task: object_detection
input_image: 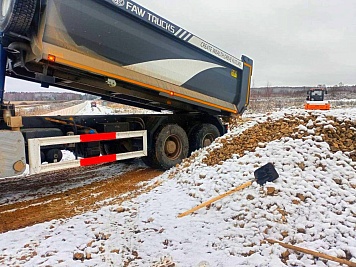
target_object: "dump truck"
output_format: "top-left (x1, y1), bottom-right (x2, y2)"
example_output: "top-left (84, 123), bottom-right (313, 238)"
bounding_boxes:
top-left (0, 0), bottom-right (253, 178)
top-left (304, 87), bottom-right (330, 110)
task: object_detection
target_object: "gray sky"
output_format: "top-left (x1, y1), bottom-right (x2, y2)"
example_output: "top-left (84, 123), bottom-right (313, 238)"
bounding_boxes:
top-left (5, 0), bottom-right (356, 92)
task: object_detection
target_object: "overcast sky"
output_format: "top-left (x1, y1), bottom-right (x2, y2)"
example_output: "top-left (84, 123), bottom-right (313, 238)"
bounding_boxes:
top-left (6, 0), bottom-right (356, 92)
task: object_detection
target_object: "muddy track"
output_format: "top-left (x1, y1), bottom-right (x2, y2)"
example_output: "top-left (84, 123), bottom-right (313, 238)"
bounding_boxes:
top-left (0, 167), bottom-right (163, 233)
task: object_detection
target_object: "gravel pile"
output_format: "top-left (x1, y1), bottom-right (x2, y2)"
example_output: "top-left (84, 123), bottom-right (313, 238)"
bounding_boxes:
top-left (202, 114), bottom-right (356, 166)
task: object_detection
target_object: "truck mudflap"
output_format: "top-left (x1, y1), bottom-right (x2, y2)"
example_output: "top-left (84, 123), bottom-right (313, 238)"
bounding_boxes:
top-left (0, 131), bottom-right (26, 178)
top-left (26, 0), bottom-right (252, 115)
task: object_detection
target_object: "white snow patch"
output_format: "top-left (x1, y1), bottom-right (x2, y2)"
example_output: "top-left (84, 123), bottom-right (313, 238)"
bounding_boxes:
top-left (0, 107), bottom-right (355, 266)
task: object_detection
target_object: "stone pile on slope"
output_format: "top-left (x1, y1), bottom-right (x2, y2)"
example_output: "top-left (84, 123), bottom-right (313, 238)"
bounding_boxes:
top-left (201, 114), bottom-right (356, 166)
top-left (167, 110), bottom-right (356, 265)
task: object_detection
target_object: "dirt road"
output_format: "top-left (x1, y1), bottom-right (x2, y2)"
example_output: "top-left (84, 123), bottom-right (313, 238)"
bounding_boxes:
top-left (0, 165), bottom-right (163, 233)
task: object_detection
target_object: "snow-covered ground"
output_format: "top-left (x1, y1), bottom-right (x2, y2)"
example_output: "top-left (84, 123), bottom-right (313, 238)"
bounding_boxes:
top-left (1, 107), bottom-right (356, 266)
top-left (76, 101), bottom-right (116, 115)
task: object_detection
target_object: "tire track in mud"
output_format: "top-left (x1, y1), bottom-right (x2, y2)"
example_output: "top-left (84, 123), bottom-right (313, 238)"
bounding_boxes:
top-left (0, 168), bottom-right (163, 233)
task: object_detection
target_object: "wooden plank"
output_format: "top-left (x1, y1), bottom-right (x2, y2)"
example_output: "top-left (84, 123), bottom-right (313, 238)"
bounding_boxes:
top-left (178, 180), bottom-right (253, 218)
top-left (266, 239), bottom-right (356, 267)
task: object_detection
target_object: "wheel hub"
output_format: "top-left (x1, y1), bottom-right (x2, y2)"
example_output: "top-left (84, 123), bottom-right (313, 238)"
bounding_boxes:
top-left (202, 134), bottom-right (214, 147)
top-left (203, 138), bottom-right (212, 147)
top-left (165, 140), bottom-right (177, 154)
top-left (164, 135), bottom-right (182, 160)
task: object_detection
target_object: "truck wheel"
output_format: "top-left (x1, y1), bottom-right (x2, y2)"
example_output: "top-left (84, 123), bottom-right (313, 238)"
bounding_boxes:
top-left (0, 0), bottom-right (36, 35)
top-left (189, 124), bottom-right (220, 153)
top-left (144, 124), bottom-right (189, 170)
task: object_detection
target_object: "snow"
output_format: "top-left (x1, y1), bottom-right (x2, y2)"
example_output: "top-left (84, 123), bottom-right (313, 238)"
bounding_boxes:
top-left (1, 107), bottom-right (356, 266)
top-left (76, 101), bottom-right (116, 115)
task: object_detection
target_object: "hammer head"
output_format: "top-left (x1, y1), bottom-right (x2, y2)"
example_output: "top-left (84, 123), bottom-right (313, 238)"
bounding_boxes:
top-left (254, 163), bottom-right (279, 185)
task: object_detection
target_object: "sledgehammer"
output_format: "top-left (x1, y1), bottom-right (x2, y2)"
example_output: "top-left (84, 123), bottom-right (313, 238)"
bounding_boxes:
top-left (178, 163), bottom-right (279, 218)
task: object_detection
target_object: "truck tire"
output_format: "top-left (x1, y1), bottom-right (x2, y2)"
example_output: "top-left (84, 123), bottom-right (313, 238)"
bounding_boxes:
top-left (0, 0), bottom-right (36, 35)
top-left (189, 123), bottom-right (220, 153)
top-left (143, 124), bottom-right (189, 170)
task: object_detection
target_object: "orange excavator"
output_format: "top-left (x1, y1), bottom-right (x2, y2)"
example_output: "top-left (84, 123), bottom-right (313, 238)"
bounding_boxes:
top-left (304, 87), bottom-right (331, 110)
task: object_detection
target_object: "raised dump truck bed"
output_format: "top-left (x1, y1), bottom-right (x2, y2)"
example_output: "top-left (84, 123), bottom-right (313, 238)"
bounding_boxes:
top-left (0, 0), bottom-right (253, 176)
top-left (1, 0), bottom-right (253, 115)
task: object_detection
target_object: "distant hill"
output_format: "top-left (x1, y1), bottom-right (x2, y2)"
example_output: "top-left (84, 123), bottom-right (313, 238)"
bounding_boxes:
top-left (251, 85), bottom-right (356, 99)
top-left (4, 92), bottom-right (96, 101)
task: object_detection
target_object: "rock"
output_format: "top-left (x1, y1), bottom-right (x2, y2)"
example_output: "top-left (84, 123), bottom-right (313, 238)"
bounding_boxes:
top-left (95, 232), bottom-right (111, 241)
top-left (297, 228), bottom-right (306, 234)
top-left (266, 187), bottom-right (275, 196)
top-left (199, 173), bottom-right (207, 179)
top-left (292, 199), bottom-right (300, 205)
top-left (198, 261), bottom-right (211, 267)
top-left (115, 207), bottom-right (126, 213)
top-left (296, 193), bottom-right (306, 201)
top-left (73, 252), bottom-right (85, 261)
top-left (281, 250), bottom-right (290, 259)
top-left (85, 251), bottom-right (92, 260)
top-left (333, 178), bottom-right (342, 185)
top-left (246, 194), bottom-right (255, 200)
top-left (281, 231), bottom-right (289, 238)
top-left (297, 162), bottom-right (305, 170)
top-left (258, 142), bottom-right (266, 148)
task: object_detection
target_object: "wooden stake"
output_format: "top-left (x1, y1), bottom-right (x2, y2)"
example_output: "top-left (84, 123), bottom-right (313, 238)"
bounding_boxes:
top-left (178, 180), bottom-right (253, 218)
top-left (266, 239), bottom-right (356, 267)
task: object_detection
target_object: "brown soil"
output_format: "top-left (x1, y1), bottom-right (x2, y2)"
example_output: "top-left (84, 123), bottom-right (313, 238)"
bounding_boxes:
top-left (0, 168), bottom-right (163, 233)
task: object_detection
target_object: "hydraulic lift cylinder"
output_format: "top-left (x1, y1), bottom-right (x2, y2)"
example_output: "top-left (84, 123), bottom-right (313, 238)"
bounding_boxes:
top-left (0, 44), bottom-right (7, 104)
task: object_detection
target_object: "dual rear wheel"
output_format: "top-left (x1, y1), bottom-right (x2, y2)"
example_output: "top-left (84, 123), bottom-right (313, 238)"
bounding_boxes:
top-left (143, 123), bottom-right (220, 170)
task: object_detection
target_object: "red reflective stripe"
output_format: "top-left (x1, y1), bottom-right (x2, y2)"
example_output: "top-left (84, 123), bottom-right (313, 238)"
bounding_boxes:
top-left (80, 154), bottom-right (116, 166)
top-left (80, 132), bottom-right (116, 142)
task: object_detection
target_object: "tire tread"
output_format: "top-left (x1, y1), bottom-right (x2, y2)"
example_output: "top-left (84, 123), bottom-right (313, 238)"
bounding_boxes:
top-left (3, 0), bottom-right (36, 35)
